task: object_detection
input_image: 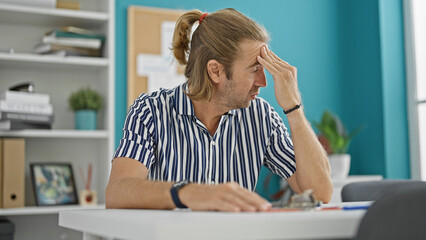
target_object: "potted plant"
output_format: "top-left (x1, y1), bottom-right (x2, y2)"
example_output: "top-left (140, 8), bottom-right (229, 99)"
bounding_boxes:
top-left (68, 87), bottom-right (102, 130)
top-left (313, 110), bottom-right (364, 178)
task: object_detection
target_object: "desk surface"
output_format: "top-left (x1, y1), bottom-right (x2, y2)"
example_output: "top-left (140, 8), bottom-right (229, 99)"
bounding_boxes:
top-left (59, 202), bottom-right (370, 240)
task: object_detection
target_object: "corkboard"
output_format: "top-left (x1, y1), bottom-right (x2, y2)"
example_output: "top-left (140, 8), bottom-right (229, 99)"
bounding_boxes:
top-left (127, 6), bottom-right (184, 106)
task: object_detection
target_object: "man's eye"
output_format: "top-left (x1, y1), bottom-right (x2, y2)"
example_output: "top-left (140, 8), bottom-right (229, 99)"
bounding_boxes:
top-left (253, 67), bottom-right (259, 73)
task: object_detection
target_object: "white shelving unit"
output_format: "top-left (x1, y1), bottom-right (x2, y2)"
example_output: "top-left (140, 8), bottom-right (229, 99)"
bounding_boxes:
top-left (0, 1), bottom-right (115, 239)
top-left (0, 204), bottom-right (105, 216)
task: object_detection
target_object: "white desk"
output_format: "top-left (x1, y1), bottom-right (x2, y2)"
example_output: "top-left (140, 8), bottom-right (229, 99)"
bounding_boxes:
top-left (59, 202), bottom-right (370, 240)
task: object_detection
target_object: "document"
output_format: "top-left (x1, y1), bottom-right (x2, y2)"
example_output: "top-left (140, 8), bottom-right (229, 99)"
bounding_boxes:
top-left (137, 54), bottom-right (176, 76)
top-left (148, 72), bottom-right (185, 94)
top-left (137, 21), bottom-right (189, 93)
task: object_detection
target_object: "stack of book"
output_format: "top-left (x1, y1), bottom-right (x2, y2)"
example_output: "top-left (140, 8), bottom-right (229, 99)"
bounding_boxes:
top-left (34, 26), bottom-right (105, 57)
top-left (0, 90), bottom-right (54, 130)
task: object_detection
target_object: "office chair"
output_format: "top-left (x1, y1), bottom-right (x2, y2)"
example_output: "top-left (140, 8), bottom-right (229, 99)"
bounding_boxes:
top-left (341, 180), bottom-right (426, 202)
top-left (354, 185), bottom-right (426, 240)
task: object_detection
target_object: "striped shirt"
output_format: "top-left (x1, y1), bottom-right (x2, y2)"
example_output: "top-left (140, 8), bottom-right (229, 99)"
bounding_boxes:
top-left (114, 83), bottom-right (296, 191)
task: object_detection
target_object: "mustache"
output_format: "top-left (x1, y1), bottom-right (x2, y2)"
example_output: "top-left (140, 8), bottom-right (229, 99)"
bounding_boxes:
top-left (250, 88), bottom-right (260, 95)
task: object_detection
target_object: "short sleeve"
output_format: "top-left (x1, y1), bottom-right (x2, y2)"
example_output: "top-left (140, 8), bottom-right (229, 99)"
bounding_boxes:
top-left (264, 108), bottom-right (296, 179)
top-left (113, 96), bottom-right (156, 170)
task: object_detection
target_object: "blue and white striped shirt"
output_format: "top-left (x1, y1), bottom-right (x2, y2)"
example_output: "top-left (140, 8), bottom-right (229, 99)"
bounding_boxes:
top-left (114, 84), bottom-right (296, 191)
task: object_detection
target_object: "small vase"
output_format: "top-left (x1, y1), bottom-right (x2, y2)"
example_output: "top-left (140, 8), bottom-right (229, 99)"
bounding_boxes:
top-left (328, 154), bottom-right (351, 179)
top-left (75, 110), bottom-right (97, 130)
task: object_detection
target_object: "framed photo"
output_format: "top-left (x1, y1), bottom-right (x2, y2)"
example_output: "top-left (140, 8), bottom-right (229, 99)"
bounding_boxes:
top-left (30, 163), bottom-right (78, 206)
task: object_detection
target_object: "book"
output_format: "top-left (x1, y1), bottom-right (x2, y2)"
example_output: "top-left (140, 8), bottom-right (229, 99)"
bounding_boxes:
top-left (45, 30), bottom-right (106, 42)
top-left (42, 35), bottom-right (102, 49)
top-left (53, 26), bottom-right (94, 36)
top-left (0, 100), bottom-right (53, 115)
top-left (0, 111), bottom-right (54, 124)
top-left (34, 43), bottom-right (101, 57)
top-left (0, 90), bottom-right (50, 104)
top-left (40, 50), bottom-right (67, 57)
top-left (0, 120), bottom-right (51, 131)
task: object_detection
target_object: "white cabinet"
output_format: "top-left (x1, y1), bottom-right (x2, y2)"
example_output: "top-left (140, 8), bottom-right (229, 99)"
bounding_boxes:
top-left (0, 1), bottom-right (114, 239)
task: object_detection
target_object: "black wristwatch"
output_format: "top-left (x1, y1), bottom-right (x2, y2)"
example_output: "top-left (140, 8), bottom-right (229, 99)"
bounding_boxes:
top-left (170, 180), bottom-right (189, 208)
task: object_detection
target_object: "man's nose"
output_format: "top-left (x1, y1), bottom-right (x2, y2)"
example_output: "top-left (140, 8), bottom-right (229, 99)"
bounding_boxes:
top-left (255, 68), bottom-right (267, 87)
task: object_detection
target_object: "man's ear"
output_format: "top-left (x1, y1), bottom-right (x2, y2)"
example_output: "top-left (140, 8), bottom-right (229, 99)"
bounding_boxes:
top-left (207, 59), bottom-right (225, 84)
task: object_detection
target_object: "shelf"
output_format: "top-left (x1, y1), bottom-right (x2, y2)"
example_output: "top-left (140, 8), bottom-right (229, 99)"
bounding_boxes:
top-left (0, 2), bottom-right (114, 238)
top-left (0, 129), bottom-right (109, 139)
top-left (0, 3), bottom-right (108, 27)
top-left (0, 52), bottom-right (108, 69)
top-left (0, 204), bottom-right (105, 216)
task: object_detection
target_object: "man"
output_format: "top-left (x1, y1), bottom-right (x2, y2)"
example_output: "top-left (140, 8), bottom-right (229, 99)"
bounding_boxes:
top-left (106, 8), bottom-right (332, 212)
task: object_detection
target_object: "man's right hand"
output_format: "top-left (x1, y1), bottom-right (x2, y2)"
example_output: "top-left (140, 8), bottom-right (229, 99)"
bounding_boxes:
top-left (107, 157), bottom-right (271, 212)
top-left (179, 182), bottom-right (272, 212)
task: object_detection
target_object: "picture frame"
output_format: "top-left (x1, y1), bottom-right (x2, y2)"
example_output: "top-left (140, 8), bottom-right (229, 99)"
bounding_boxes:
top-left (30, 163), bottom-right (78, 206)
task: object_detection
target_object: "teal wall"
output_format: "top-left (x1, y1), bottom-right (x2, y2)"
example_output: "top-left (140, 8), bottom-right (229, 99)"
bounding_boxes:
top-left (379, 0), bottom-right (409, 178)
top-left (336, 0), bottom-right (409, 179)
top-left (115, 0), bottom-right (410, 199)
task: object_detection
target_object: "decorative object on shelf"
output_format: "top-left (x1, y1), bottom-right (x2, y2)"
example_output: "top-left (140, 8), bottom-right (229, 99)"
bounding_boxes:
top-left (0, 82), bottom-right (53, 130)
top-left (78, 163), bottom-right (97, 206)
top-left (30, 163), bottom-right (78, 206)
top-left (68, 87), bottom-right (102, 130)
top-left (313, 110), bottom-right (364, 179)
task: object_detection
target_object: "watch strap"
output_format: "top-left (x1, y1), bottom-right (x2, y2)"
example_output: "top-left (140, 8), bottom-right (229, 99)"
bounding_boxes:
top-left (170, 180), bottom-right (189, 208)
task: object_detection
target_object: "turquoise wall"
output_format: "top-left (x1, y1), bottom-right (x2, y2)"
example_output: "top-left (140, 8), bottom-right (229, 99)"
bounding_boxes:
top-left (378, 0), bottom-right (409, 178)
top-left (115, 0), bottom-right (410, 199)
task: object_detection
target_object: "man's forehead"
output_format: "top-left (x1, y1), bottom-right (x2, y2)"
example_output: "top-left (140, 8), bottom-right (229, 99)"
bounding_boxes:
top-left (238, 40), bottom-right (267, 58)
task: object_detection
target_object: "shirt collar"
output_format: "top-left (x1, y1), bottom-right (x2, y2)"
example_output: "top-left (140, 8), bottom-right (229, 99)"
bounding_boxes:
top-left (173, 83), bottom-right (195, 116)
top-left (173, 83), bottom-right (237, 116)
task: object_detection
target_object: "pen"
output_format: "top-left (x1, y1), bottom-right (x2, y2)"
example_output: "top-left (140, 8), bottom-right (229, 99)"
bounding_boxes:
top-left (342, 205), bottom-right (370, 210)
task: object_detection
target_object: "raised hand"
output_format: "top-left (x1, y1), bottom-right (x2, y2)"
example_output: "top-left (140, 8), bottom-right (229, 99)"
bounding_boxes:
top-left (257, 46), bottom-right (302, 111)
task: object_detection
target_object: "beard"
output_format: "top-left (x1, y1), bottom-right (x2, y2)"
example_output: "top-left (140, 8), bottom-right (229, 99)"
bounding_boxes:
top-left (216, 79), bottom-right (257, 110)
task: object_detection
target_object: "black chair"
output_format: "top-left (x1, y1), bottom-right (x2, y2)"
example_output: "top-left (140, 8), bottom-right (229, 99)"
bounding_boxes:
top-left (355, 185), bottom-right (426, 240)
top-left (341, 180), bottom-right (426, 202)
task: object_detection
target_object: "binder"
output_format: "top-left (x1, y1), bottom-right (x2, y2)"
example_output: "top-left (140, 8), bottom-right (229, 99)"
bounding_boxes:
top-left (0, 138), bottom-right (25, 208)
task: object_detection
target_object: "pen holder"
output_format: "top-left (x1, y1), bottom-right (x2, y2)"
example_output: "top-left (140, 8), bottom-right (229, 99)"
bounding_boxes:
top-left (79, 189), bottom-right (98, 206)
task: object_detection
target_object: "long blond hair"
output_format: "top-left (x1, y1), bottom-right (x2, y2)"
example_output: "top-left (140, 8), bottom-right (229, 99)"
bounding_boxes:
top-left (172, 8), bottom-right (269, 102)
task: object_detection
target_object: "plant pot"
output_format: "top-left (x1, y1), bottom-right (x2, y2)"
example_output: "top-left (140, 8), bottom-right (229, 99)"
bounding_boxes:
top-left (75, 110), bottom-right (97, 130)
top-left (328, 154), bottom-right (351, 179)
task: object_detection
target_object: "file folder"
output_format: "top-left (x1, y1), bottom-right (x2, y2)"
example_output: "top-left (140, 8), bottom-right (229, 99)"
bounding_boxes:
top-left (0, 138), bottom-right (25, 208)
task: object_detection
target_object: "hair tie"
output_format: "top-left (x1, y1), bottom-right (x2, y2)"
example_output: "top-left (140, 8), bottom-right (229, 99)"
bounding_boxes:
top-left (199, 13), bottom-right (208, 23)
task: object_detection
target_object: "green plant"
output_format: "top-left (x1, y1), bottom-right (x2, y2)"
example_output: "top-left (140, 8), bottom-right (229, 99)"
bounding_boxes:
top-left (313, 110), bottom-right (364, 154)
top-left (68, 87), bottom-right (103, 111)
